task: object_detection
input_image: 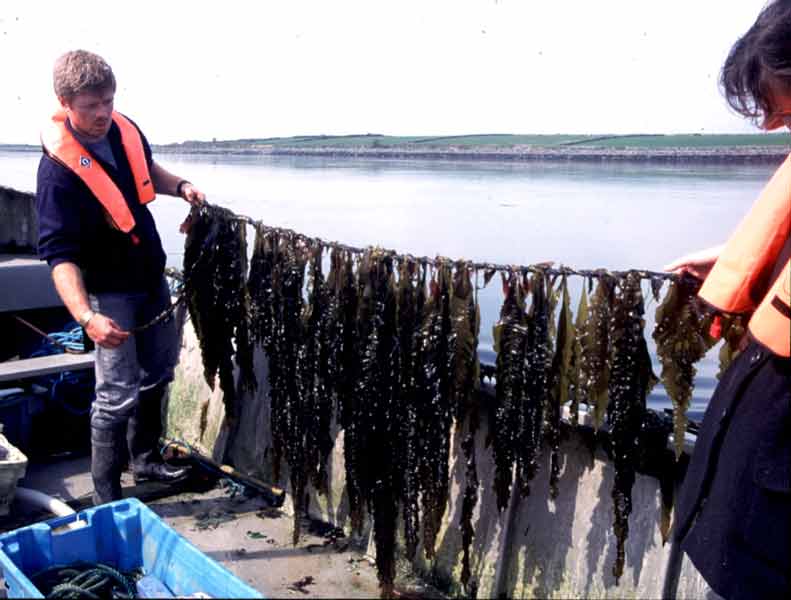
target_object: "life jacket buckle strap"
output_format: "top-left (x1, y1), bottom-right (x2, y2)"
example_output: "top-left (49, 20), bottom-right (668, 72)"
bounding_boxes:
top-left (770, 295), bottom-right (791, 318)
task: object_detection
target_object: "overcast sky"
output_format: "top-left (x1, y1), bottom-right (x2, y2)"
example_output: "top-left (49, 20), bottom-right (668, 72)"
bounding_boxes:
top-left (0, 0), bottom-right (772, 144)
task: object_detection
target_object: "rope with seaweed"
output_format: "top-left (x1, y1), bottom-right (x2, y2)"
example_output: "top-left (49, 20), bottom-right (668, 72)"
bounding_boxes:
top-left (131, 199), bottom-right (680, 335)
top-left (223, 204), bottom-right (678, 282)
top-left (178, 201), bottom-right (735, 597)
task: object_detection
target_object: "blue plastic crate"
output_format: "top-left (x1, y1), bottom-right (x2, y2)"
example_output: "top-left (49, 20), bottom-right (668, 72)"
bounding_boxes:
top-left (0, 498), bottom-right (263, 598)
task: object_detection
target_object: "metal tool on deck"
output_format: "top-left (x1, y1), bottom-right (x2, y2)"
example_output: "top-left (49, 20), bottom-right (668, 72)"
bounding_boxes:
top-left (161, 439), bottom-right (286, 508)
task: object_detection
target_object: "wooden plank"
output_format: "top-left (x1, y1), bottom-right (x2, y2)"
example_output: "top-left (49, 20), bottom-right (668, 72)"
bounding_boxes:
top-left (0, 353), bottom-right (94, 383)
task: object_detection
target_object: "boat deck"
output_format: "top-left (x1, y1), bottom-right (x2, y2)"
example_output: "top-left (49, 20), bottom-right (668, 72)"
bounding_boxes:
top-left (0, 255), bottom-right (61, 313)
top-left (0, 353), bottom-right (94, 383)
top-left (0, 454), bottom-right (444, 599)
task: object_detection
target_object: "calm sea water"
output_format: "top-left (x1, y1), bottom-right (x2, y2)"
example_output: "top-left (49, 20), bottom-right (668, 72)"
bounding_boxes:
top-left (2, 150), bottom-right (778, 418)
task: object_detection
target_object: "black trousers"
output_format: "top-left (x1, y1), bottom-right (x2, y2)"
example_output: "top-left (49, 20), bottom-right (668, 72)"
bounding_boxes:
top-left (674, 340), bottom-right (791, 599)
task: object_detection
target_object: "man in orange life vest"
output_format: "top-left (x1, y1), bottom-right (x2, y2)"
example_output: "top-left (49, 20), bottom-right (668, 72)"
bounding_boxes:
top-left (36, 50), bottom-right (205, 504)
top-left (666, 2), bottom-right (791, 597)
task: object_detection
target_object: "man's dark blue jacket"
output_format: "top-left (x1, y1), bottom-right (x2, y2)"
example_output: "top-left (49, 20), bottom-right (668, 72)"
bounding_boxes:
top-left (36, 118), bottom-right (166, 293)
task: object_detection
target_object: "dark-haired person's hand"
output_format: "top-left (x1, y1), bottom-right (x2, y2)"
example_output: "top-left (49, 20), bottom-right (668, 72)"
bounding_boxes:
top-left (663, 244), bottom-right (724, 280)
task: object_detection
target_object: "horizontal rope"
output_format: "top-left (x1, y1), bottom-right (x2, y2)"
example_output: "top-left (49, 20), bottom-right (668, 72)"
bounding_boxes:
top-left (217, 202), bottom-right (678, 282)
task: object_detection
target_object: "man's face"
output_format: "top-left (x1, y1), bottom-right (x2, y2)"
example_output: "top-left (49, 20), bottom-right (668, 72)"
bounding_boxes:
top-left (60, 89), bottom-right (114, 141)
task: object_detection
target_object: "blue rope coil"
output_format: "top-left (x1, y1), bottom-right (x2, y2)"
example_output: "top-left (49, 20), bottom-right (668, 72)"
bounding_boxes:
top-left (29, 323), bottom-right (85, 356)
top-left (28, 322), bottom-right (94, 415)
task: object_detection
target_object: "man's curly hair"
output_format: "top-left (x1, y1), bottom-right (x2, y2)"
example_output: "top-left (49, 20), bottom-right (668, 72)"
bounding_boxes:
top-left (53, 49), bottom-right (116, 102)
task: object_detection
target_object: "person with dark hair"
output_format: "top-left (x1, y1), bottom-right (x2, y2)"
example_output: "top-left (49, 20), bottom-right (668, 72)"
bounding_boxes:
top-left (666, 2), bottom-right (791, 598)
top-left (36, 50), bottom-right (205, 505)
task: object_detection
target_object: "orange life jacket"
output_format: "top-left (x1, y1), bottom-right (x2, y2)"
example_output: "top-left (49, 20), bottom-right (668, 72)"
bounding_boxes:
top-left (699, 154), bottom-right (791, 357)
top-left (40, 110), bottom-right (155, 233)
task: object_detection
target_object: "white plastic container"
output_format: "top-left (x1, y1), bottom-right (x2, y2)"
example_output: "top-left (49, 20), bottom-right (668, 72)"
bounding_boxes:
top-left (0, 433), bottom-right (27, 516)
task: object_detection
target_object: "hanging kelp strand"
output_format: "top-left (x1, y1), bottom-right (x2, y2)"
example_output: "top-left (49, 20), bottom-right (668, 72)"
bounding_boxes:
top-left (580, 274), bottom-right (616, 429)
top-left (492, 271), bottom-right (528, 512)
top-left (607, 272), bottom-right (658, 583)
top-left (450, 262), bottom-right (481, 431)
top-left (353, 251), bottom-right (400, 595)
top-left (182, 204), bottom-right (254, 423)
top-left (548, 275), bottom-right (575, 498)
top-left (416, 261), bottom-right (455, 560)
top-left (300, 246), bottom-right (334, 495)
top-left (653, 273), bottom-right (716, 458)
top-left (272, 234), bottom-right (308, 544)
top-left (248, 227), bottom-right (289, 482)
top-left (395, 258), bottom-right (422, 561)
top-left (183, 205), bottom-right (220, 382)
top-left (568, 283), bottom-right (589, 426)
top-left (248, 226), bottom-right (278, 350)
top-left (717, 313), bottom-right (746, 378)
top-left (334, 251), bottom-right (366, 536)
top-left (450, 262), bottom-right (481, 587)
top-left (517, 270), bottom-right (552, 498)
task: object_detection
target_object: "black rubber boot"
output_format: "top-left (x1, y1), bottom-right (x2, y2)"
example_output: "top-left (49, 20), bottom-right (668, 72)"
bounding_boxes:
top-left (128, 384), bottom-right (189, 484)
top-left (91, 425), bottom-right (126, 505)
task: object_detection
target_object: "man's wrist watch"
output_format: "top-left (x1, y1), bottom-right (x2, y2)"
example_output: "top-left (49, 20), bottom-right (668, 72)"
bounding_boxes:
top-left (78, 309), bottom-right (96, 327)
top-left (176, 180), bottom-right (191, 197)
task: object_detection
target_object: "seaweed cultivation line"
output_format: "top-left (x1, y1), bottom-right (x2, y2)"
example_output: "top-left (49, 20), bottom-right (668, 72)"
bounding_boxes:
top-left (180, 202), bottom-right (744, 597)
top-left (224, 205), bottom-right (677, 284)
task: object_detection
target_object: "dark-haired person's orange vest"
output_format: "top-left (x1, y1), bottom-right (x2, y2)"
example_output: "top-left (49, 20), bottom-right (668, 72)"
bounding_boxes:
top-left (40, 110), bottom-right (155, 233)
top-left (699, 154), bottom-right (791, 357)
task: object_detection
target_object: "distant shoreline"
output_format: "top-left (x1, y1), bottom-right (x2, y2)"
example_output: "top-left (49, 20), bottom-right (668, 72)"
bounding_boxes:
top-left (151, 132), bottom-right (791, 163)
top-left (4, 132), bottom-right (790, 164)
top-left (150, 144), bottom-right (790, 164)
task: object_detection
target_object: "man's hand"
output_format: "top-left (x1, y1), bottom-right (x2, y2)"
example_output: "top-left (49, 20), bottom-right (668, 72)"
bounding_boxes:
top-left (85, 313), bottom-right (130, 349)
top-left (664, 244), bottom-right (724, 280)
top-left (179, 182), bottom-right (206, 207)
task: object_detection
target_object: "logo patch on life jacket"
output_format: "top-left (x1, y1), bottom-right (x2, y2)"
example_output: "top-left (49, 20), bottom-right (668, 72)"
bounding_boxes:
top-left (79, 156), bottom-right (91, 168)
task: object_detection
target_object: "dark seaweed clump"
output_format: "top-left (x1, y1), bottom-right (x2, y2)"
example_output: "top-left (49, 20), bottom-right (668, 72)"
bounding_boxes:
top-left (415, 262), bottom-right (455, 560)
top-left (332, 251), bottom-right (364, 534)
top-left (183, 204), bottom-right (255, 423)
top-left (517, 271), bottom-right (552, 498)
top-left (300, 246), bottom-right (334, 495)
top-left (274, 235), bottom-right (308, 543)
top-left (395, 259), bottom-right (423, 561)
top-left (450, 263), bottom-right (481, 588)
top-left (491, 271), bottom-right (528, 512)
top-left (607, 272), bottom-right (657, 583)
top-left (352, 251), bottom-right (401, 595)
top-left (188, 206), bottom-right (722, 596)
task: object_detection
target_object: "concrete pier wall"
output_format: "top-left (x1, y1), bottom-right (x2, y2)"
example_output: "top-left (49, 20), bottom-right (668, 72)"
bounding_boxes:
top-left (166, 310), bottom-right (714, 599)
top-left (0, 186), bottom-right (37, 252)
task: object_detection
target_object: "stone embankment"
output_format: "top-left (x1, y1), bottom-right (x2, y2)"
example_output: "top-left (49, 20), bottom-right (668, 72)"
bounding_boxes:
top-left (268, 144), bottom-right (790, 163)
top-left (154, 143), bottom-right (791, 163)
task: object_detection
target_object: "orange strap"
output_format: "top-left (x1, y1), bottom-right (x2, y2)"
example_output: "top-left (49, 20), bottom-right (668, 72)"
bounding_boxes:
top-left (114, 112), bottom-right (155, 207)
